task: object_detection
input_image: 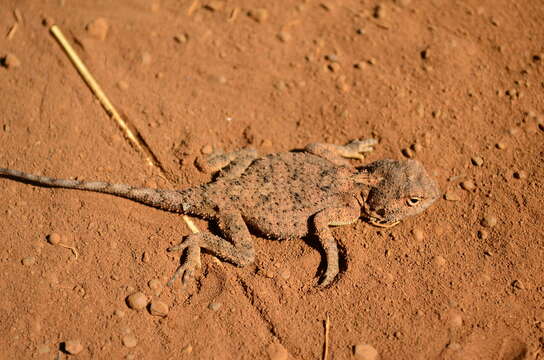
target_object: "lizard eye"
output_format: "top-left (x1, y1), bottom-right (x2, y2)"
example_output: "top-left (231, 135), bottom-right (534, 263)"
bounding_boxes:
top-left (406, 197), bottom-right (421, 206)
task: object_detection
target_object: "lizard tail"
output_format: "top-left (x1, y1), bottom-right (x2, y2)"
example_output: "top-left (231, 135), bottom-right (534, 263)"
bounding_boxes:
top-left (0, 167), bottom-right (189, 213)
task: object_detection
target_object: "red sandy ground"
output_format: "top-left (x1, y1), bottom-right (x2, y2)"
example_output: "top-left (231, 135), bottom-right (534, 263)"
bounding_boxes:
top-left (1, 0), bottom-right (543, 359)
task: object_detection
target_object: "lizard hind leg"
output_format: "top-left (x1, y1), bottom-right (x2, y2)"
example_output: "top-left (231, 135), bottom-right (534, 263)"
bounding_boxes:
top-left (167, 211), bottom-right (255, 286)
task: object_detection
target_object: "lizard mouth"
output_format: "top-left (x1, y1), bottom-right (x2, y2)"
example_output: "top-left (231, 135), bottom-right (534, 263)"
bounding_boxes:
top-left (366, 216), bottom-right (400, 228)
top-left (357, 195), bottom-right (400, 228)
top-left (361, 205), bottom-right (400, 228)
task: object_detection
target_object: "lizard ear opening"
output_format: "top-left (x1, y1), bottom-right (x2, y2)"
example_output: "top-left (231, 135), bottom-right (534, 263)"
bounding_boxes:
top-left (354, 169), bottom-right (383, 186)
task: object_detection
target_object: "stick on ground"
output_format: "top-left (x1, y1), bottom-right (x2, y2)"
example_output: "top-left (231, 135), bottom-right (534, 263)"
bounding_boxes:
top-left (323, 313), bottom-right (330, 360)
top-left (49, 25), bottom-right (199, 234)
top-left (50, 25), bottom-right (159, 169)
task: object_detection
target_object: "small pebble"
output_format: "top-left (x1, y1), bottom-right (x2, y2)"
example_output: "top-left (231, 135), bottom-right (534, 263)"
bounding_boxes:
top-left (47, 233), bottom-right (62, 245)
top-left (508, 127), bottom-right (520, 136)
top-left (434, 255), bottom-right (446, 266)
top-left (182, 344), bottom-right (193, 354)
top-left (208, 302), bottom-right (222, 311)
top-left (204, 1), bottom-right (224, 11)
top-left (353, 344), bottom-right (379, 360)
top-left (42, 16), bottom-right (55, 27)
top-left (2, 53), bottom-right (21, 68)
top-left (64, 340), bottom-right (83, 355)
top-left (444, 191), bottom-right (461, 201)
top-left (411, 228), bottom-right (425, 242)
top-left (354, 62), bottom-right (367, 70)
top-left (327, 63), bottom-right (340, 72)
top-left (248, 8), bottom-right (269, 23)
top-left (320, 3), bottom-right (333, 11)
top-left (148, 279), bottom-right (162, 292)
top-left (266, 343), bottom-right (288, 360)
top-left (37, 344), bottom-right (50, 354)
top-left (337, 82), bottom-right (350, 93)
top-left (481, 215), bottom-right (498, 228)
top-left (122, 334), bottom-right (138, 348)
top-left (448, 343), bottom-right (462, 351)
top-left (512, 280), bottom-right (524, 290)
top-left (420, 48), bottom-right (430, 60)
top-left (410, 143), bottom-right (423, 152)
top-left (126, 292), bottom-right (148, 310)
top-left (211, 75), bottom-right (227, 84)
top-left (471, 156), bottom-right (484, 166)
top-left (401, 148), bottom-right (414, 158)
top-left (477, 229), bottom-right (489, 239)
top-left (513, 170), bottom-right (527, 179)
top-left (325, 54), bottom-right (338, 62)
top-left (174, 33), bottom-right (188, 43)
top-left (373, 4), bottom-right (386, 19)
top-left (279, 268), bottom-right (291, 280)
top-left (22, 256), bottom-right (36, 266)
top-left (86, 18), bottom-right (109, 40)
top-left (201, 144), bottom-right (213, 155)
top-left (276, 32), bottom-right (291, 43)
top-left (460, 180), bottom-right (476, 191)
top-left (274, 81), bottom-right (287, 91)
top-left (117, 80), bottom-right (129, 90)
top-left (495, 142), bottom-right (507, 149)
top-left (149, 300), bottom-right (169, 317)
top-left (356, 28), bottom-right (365, 35)
top-left (141, 52), bottom-right (152, 65)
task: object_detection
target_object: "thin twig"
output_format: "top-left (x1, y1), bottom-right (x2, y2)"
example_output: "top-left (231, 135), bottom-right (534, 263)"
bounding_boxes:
top-left (6, 23), bottom-right (18, 39)
top-left (49, 25), bottom-right (159, 169)
top-left (228, 8), bottom-right (240, 23)
top-left (58, 243), bottom-right (79, 259)
top-left (49, 25), bottom-right (200, 237)
top-left (13, 8), bottom-right (23, 24)
top-left (323, 313), bottom-right (330, 360)
top-left (187, 0), bottom-right (199, 16)
top-left (182, 215), bottom-right (200, 234)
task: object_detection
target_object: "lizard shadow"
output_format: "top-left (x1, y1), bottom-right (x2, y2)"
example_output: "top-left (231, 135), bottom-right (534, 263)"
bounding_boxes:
top-left (300, 231), bottom-right (349, 287)
top-left (204, 220), bottom-right (348, 288)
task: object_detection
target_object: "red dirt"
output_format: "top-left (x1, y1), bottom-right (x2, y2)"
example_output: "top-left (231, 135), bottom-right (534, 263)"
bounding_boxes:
top-left (1, 0), bottom-right (543, 359)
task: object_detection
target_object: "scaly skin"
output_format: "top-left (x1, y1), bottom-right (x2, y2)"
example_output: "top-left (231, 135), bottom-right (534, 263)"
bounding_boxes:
top-left (0, 139), bottom-right (440, 287)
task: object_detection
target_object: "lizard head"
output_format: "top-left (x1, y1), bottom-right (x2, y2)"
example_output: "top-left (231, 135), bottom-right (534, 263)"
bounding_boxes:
top-left (356, 159), bottom-right (440, 227)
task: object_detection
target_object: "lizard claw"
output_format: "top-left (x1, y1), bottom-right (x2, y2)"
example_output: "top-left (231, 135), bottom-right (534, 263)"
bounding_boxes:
top-left (339, 138), bottom-right (378, 160)
top-left (167, 236), bottom-right (202, 287)
top-left (167, 262), bottom-right (198, 287)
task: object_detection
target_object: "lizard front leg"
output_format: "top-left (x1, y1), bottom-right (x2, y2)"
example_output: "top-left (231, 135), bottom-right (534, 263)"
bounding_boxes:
top-left (305, 139), bottom-right (378, 166)
top-left (167, 210), bottom-right (255, 286)
top-left (312, 203), bottom-right (361, 287)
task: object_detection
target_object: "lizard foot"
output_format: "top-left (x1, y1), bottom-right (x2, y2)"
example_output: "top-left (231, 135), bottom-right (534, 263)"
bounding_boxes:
top-left (338, 138), bottom-right (378, 160)
top-left (167, 235), bottom-right (202, 286)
